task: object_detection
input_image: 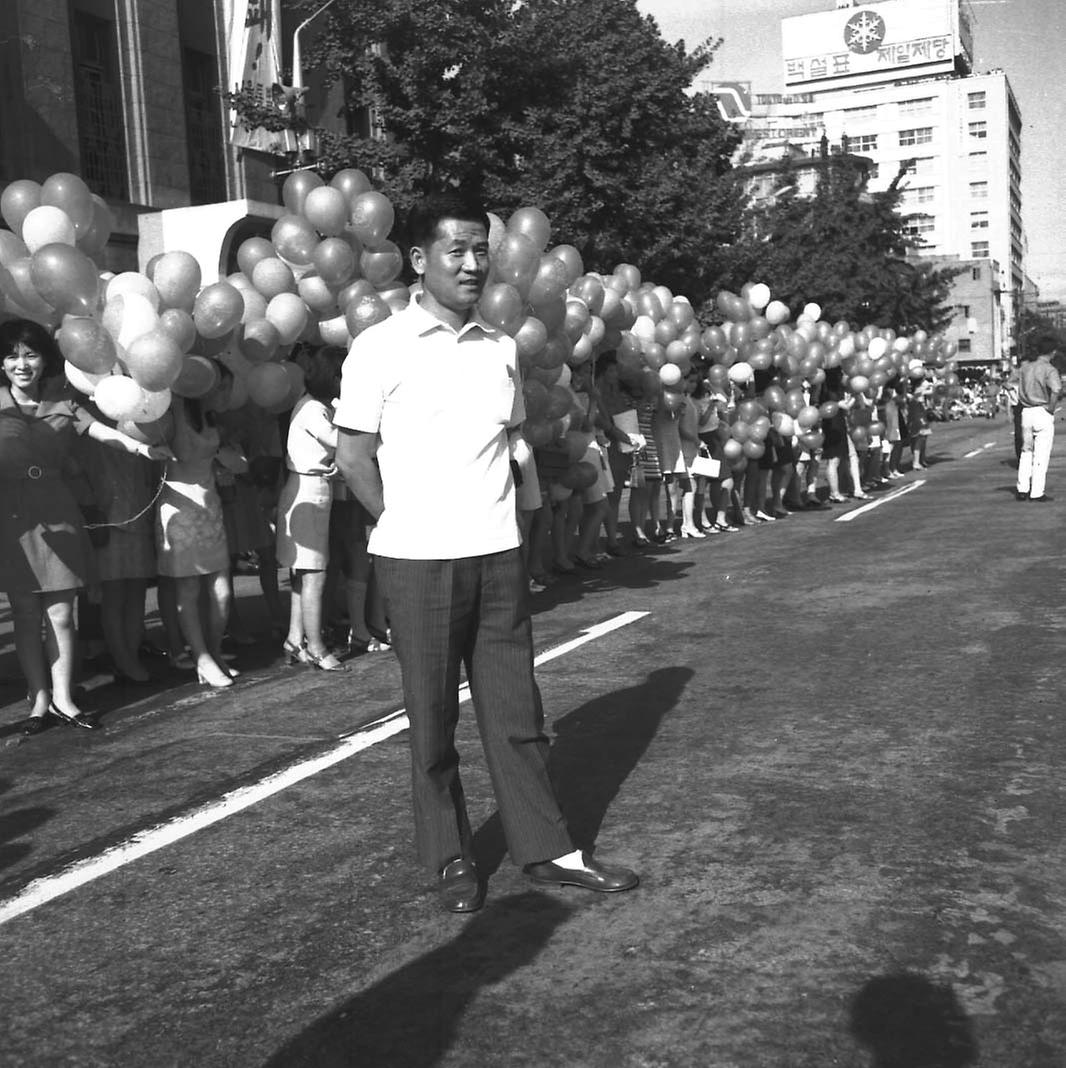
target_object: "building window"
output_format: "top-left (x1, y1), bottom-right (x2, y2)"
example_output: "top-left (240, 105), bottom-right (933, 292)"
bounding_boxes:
top-left (844, 105), bottom-right (877, 122)
top-left (852, 134), bottom-right (878, 152)
top-left (902, 157), bottom-right (934, 176)
top-left (957, 338), bottom-right (972, 352)
top-left (972, 266), bottom-right (981, 280)
top-left (959, 305), bottom-right (971, 317)
top-left (71, 10), bottom-right (128, 200)
top-left (971, 211), bottom-right (989, 229)
top-left (968, 91), bottom-right (986, 109)
top-left (968, 121), bottom-right (987, 139)
top-left (969, 151), bottom-right (987, 166)
top-left (970, 181), bottom-right (988, 199)
top-left (971, 241), bottom-right (989, 257)
top-left (899, 98), bottom-right (933, 115)
top-left (182, 48), bottom-right (227, 205)
top-left (903, 214), bottom-right (935, 237)
top-left (899, 127), bottom-right (933, 146)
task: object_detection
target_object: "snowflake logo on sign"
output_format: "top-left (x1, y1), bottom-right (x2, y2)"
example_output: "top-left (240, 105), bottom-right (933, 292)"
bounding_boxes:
top-left (844, 10), bottom-right (887, 54)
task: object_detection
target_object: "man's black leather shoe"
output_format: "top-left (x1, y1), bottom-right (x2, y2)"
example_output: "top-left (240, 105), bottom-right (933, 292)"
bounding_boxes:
top-left (1030, 495), bottom-right (1052, 502)
top-left (439, 857), bottom-right (484, 913)
top-left (524, 852), bottom-right (638, 893)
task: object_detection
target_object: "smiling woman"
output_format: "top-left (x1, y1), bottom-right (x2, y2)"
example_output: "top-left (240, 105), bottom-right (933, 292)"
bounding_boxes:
top-left (0, 319), bottom-right (173, 735)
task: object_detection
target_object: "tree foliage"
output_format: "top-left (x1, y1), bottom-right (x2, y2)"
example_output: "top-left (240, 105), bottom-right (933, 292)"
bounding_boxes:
top-left (731, 157), bottom-right (958, 334)
top-left (267, 0), bottom-right (746, 301)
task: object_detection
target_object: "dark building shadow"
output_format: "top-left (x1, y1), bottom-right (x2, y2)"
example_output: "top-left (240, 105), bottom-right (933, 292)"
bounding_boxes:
top-left (0, 777), bottom-right (53, 874)
top-left (261, 892), bottom-right (572, 1068)
top-left (849, 972), bottom-right (978, 1067)
top-left (473, 667), bottom-right (693, 875)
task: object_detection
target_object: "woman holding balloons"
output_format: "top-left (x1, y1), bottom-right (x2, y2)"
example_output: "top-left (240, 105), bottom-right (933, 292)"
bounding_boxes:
top-left (0, 319), bottom-right (172, 734)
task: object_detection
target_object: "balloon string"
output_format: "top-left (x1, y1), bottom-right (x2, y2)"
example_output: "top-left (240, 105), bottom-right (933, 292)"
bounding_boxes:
top-left (82, 461), bottom-right (170, 531)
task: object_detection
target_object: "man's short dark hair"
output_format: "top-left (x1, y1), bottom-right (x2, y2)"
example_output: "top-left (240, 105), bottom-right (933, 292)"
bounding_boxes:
top-left (1031, 330), bottom-right (1061, 357)
top-left (406, 193), bottom-right (490, 252)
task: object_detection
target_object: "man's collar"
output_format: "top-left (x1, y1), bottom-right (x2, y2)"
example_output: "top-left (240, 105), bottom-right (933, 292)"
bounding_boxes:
top-left (405, 293), bottom-right (501, 339)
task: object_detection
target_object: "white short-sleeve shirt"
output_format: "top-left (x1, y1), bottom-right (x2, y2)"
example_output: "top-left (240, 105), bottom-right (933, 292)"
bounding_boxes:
top-left (333, 299), bottom-right (524, 560)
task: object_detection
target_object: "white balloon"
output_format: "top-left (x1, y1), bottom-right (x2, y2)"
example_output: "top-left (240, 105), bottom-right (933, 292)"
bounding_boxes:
top-left (107, 271), bottom-right (160, 310)
top-left (64, 361), bottom-right (111, 395)
top-left (21, 206), bottom-right (76, 252)
top-left (868, 337), bottom-right (888, 360)
top-left (728, 362), bottom-right (754, 385)
top-left (802, 302), bottom-right (822, 322)
top-left (748, 283), bottom-right (771, 310)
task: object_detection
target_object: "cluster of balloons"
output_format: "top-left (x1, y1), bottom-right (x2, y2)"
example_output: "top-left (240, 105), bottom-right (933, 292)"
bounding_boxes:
top-left (1, 169), bottom-right (961, 483)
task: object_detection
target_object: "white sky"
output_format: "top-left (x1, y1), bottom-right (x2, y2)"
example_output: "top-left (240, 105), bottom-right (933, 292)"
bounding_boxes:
top-left (638, 0), bottom-right (1066, 303)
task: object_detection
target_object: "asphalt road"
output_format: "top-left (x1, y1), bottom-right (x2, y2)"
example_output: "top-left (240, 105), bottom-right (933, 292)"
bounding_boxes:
top-left (2, 414), bottom-right (1065, 1067)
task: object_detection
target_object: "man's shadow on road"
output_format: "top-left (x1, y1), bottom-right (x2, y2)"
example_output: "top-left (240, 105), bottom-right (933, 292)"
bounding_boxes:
top-left (473, 666), bottom-right (693, 876)
top-left (261, 892), bottom-right (572, 1068)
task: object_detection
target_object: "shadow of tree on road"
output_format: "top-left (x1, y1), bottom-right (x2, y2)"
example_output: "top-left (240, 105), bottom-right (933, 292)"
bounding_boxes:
top-left (473, 666), bottom-right (693, 875)
top-left (260, 892), bottom-right (572, 1068)
top-left (849, 972), bottom-right (978, 1067)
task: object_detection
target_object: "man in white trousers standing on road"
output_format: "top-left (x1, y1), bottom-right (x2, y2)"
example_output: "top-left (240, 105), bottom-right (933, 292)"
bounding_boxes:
top-left (1015, 335), bottom-right (1062, 503)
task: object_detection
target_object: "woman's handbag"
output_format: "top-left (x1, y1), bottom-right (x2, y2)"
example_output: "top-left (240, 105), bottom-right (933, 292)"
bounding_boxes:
top-left (689, 446), bottom-right (721, 480)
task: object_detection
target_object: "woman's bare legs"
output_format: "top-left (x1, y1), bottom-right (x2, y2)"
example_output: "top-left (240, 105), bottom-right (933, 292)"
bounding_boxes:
top-left (42, 591), bottom-right (84, 717)
top-left (11, 593), bottom-right (49, 719)
top-left (174, 574), bottom-right (231, 687)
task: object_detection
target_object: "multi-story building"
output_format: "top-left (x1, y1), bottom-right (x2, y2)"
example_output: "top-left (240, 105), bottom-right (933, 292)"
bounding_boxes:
top-left (707, 0), bottom-right (1025, 369)
top-left (0, 0), bottom-right (348, 279)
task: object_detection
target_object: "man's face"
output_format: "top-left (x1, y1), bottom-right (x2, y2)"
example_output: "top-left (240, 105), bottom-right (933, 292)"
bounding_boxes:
top-left (411, 218), bottom-right (489, 318)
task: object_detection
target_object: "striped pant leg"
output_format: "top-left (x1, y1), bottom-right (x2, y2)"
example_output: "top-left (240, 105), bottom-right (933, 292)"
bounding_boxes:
top-left (464, 549), bottom-right (572, 868)
top-left (374, 556), bottom-right (474, 872)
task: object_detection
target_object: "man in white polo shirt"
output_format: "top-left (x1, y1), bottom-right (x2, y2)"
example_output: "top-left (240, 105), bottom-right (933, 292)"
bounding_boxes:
top-left (1015, 334), bottom-right (1062, 502)
top-left (334, 193), bottom-right (638, 913)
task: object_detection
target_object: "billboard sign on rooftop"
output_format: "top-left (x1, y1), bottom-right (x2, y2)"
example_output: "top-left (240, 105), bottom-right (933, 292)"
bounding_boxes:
top-left (782, 0), bottom-right (971, 90)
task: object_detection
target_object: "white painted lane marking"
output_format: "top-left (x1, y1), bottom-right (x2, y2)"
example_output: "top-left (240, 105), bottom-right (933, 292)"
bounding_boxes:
top-left (964, 442), bottom-right (997, 458)
top-left (834, 480), bottom-right (926, 523)
top-left (0, 612), bottom-right (649, 926)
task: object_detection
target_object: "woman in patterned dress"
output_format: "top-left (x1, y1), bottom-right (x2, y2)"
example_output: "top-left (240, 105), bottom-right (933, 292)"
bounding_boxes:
top-left (0, 320), bottom-right (172, 734)
top-left (155, 376), bottom-right (235, 689)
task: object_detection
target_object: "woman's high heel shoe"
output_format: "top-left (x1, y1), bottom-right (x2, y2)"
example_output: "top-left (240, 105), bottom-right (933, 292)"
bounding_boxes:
top-left (48, 703), bottom-right (97, 729)
top-left (282, 639), bottom-right (309, 666)
top-left (197, 661), bottom-right (235, 688)
top-left (304, 649), bottom-right (348, 672)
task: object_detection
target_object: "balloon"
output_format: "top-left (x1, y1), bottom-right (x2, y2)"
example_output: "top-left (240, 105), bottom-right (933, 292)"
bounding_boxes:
top-left (727, 362), bottom-right (753, 385)
top-left (659, 364), bottom-right (682, 387)
top-left (282, 170), bottom-right (324, 216)
top-left (239, 288), bottom-right (268, 323)
top-left (237, 318), bottom-right (282, 363)
top-left (76, 195), bottom-right (113, 257)
top-left (57, 317), bottom-right (117, 374)
top-left (108, 275), bottom-right (159, 313)
top-left (747, 283), bottom-right (771, 310)
top-left (302, 186), bottom-right (349, 236)
top-left (507, 207), bottom-right (551, 252)
top-left (65, 362), bottom-right (111, 395)
top-left (124, 329), bottom-right (184, 391)
top-left (40, 173), bottom-right (93, 235)
top-left (798, 430), bottom-right (824, 451)
top-left (153, 251), bottom-right (201, 310)
top-left (30, 243), bottom-right (100, 316)
top-left (317, 314), bottom-right (352, 348)
top-left (171, 355), bottom-right (220, 398)
top-left (118, 411), bottom-right (174, 446)
top-left (312, 237), bottom-right (357, 288)
top-left (742, 439), bottom-right (765, 459)
top-left (377, 282), bottom-right (410, 311)
top-left (157, 308), bottom-right (198, 352)
top-left (802, 302), bottom-right (822, 321)
top-left (819, 401), bottom-right (840, 419)
top-left (237, 237), bottom-right (276, 278)
top-left (492, 232), bottom-right (539, 298)
top-left (272, 214), bottom-right (319, 266)
top-left (338, 277), bottom-right (377, 309)
top-left (547, 245), bottom-right (583, 285)
top-left (21, 206), bottom-right (76, 252)
top-left (571, 275), bottom-right (605, 316)
top-left (103, 293), bottom-right (160, 349)
top-left (296, 273), bottom-right (337, 315)
top-left (246, 361), bottom-right (291, 407)
top-left (796, 404), bottom-right (821, 429)
top-left (479, 283), bottom-right (524, 334)
top-left (868, 336), bottom-right (888, 360)
top-left (251, 257), bottom-right (297, 299)
top-left (765, 300), bottom-right (790, 326)
top-left (92, 375), bottom-right (145, 421)
top-left (349, 191), bottom-right (395, 249)
top-left (771, 412), bottom-right (796, 437)
top-left (528, 256), bottom-right (571, 308)
top-left (1, 180), bottom-right (42, 234)
top-left (848, 375), bottom-right (870, 395)
top-left (722, 438), bottom-right (744, 462)
top-left (193, 282), bottom-right (244, 339)
top-left (0, 231), bottom-right (30, 270)
top-left (360, 241), bottom-right (403, 288)
top-left (613, 263), bottom-right (641, 291)
top-left (514, 316), bottom-right (549, 360)
top-left (265, 292), bottom-right (309, 345)
top-left (330, 168), bottom-right (373, 202)
top-left (345, 292), bottom-right (391, 337)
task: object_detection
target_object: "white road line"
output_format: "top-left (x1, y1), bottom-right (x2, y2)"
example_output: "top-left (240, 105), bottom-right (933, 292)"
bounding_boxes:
top-left (835, 480), bottom-right (926, 522)
top-left (0, 612), bottom-right (648, 926)
top-left (964, 442), bottom-right (997, 458)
